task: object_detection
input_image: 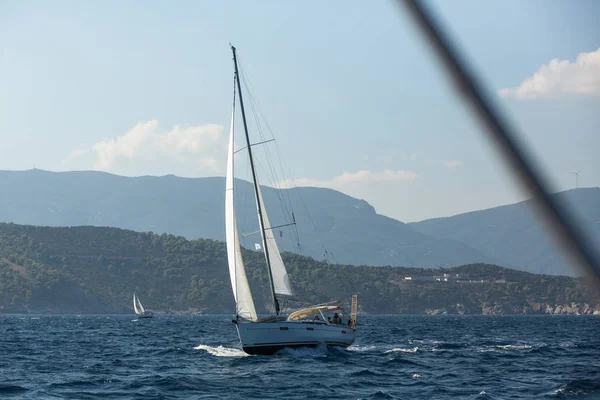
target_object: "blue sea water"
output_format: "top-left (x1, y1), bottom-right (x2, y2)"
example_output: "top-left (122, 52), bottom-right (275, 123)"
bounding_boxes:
top-left (0, 315), bottom-right (599, 399)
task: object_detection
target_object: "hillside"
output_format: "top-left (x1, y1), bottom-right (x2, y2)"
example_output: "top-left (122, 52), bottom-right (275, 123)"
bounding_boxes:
top-left (0, 223), bottom-right (597, 315)
top-left (410, 188), bottom-right (600, 276)
top-left (2, 170), bottom-right (598, 276)
top-left (0, 169), bottom-right (494, 268)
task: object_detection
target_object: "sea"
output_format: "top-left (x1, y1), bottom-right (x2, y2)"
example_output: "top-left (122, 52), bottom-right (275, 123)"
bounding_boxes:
top-left (1, 315), bottom-right (599, 399)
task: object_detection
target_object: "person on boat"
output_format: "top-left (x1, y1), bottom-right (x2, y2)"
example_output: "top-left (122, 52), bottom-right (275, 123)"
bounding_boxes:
top-left (333, 313), bottom-right (340, 325)
top-left (327, 316), bottom-right (332, 324)
top-left (313, 315), bottom-right (320, 321)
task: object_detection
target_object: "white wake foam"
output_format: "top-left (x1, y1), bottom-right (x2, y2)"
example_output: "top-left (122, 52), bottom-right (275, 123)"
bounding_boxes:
top-left (495, 344), bottom-right (532, 350)
top-left (347, 345), bottom-right (377, 352)
top-left (478, 343), bottom-right (537, 352)
top-left (193, 344), bottom-right (248, 357)
top-left (384, 347), bottom-right (419, 354)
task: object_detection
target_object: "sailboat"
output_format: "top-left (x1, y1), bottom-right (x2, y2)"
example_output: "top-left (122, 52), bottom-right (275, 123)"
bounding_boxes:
top-left (225, 45), bottom-right (357, 355)
top-left (133, 293), bottom-right (153, 318)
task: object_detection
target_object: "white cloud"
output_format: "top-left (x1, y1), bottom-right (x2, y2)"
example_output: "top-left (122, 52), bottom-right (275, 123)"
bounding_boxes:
top-left (62, 145), bottom-right (91, 164)
top-left (443, 160), bottom-right (463, 168)
top-left (64, 120), bottom-right (225, 176)
top-left (335, 169), bottom-right (417, 184)
top-left (283, 169), bottom-right (417, 191)
top-left (279, 170), bottom-right (417, 218)
top-left (499, 47), bottom-right (600, 99)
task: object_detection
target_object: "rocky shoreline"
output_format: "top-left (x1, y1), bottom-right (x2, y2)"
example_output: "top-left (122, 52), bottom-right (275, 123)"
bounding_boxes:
top-left (423, 302), bottom-right (600, 315)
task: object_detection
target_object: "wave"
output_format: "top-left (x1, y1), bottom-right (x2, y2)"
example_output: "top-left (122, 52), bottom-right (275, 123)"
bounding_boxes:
top-left (0, 385), bottom-right (29, 394)
top-left (361, 390), bottom-right (395, 399)
top-left (477, 343), bottom-right (542, 353)
top-left (350, 368), bottom-right (387, 378)
top-left (558, 342), bottom-right (577, 349)
top-left (433, 342), bottom-right (465, 350)
top-left (384, 347), bottom-right (418, 354)
top-left (384, 357), bottom-right (423, 367)
top-left (49, 379), bottom-right (102, 389)
top-left (548, 378), bottom-right (600, 397)
top-left (276, 343), bottom-right (331, 357)
top-left (193, 344), bottom-right (248, 357)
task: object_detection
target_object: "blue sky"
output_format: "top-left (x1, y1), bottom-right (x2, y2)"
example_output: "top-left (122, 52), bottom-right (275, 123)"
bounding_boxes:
top-left (1, 0), bottom-right (598, 222)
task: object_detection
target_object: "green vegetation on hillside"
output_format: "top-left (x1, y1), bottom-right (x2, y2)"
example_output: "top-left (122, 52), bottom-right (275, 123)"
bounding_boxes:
top-left (0, 223), bottom-right (598, 314)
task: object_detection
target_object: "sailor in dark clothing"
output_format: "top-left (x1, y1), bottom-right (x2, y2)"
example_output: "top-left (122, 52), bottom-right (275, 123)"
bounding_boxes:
top-left (332, 312), bottom-right (340, 325)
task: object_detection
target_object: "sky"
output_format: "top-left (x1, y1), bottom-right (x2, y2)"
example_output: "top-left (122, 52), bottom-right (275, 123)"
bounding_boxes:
top-left (1, 0), bottom-right (599, 222)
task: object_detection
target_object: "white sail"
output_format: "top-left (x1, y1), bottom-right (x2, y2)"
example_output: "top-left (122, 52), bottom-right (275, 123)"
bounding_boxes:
top-left (137, 296), bottom-right (146, 314)
top-left (255, 176), bottom-right (294, 298)
top-left (226, 93), bottom-right (258, 322)
top-left (133, 293), bottom-right (140, 314)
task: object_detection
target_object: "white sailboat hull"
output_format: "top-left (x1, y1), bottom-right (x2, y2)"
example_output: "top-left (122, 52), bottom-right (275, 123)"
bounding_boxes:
top-left (236, 320), bottom-right (356, 355)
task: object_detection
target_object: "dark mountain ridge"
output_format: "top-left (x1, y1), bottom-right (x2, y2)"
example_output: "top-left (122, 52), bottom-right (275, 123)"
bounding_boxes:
top-left (0, 169), bottom-right (494, 268)
top-left (410, 187), bottom-right (600, 276)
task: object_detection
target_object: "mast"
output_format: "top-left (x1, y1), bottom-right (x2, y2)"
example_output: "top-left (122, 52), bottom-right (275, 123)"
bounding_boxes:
top-left (231, 45), bottom-right (280, 315)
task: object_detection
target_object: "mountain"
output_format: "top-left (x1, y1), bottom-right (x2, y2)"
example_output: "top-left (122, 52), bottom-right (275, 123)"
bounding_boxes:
top-left (0, 223), bottom-right (597, 315)
top-left (0, 169), bottom-right (494, 268)
top-left (410, 188), bottom-right (600, 276)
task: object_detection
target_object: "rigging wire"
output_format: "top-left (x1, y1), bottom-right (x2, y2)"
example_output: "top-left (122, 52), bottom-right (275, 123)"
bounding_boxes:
top-left (237, 59), bottom-right (302, 253)
top-left (269, 147), bottom-right (358, 297)
top-left (236, 54), bottom-right (356, 299)
top-left (325, 250), bottom-right (357, 297)
top-left (237, 59), bottom-right (296, 216)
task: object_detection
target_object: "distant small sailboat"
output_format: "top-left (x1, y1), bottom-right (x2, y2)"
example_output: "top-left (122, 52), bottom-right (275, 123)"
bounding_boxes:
top-left (225, 45), bottom-right (357, 355)
top-left (133, 293), bottom-right (153, 318)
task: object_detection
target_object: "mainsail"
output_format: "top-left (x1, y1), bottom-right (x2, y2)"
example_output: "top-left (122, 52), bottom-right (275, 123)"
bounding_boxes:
top-left (225, 84), bottom-right (258, 321)
top-left (133, 293), bottom-right (139, 314)
top-left (133, 293), bottom-right (145, 314)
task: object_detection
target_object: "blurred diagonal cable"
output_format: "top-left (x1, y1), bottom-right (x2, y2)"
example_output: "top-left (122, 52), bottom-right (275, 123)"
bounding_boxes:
top-left (398, 0), bottom-right (600, 284)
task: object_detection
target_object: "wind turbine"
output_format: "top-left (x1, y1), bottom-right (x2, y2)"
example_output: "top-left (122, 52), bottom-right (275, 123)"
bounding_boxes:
top-left (570, 170), bottom-right (580, 189)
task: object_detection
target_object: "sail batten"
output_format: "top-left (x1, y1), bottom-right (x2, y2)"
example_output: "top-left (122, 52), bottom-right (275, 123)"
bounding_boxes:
top-left (225, 82), bottom-right (258, 322)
